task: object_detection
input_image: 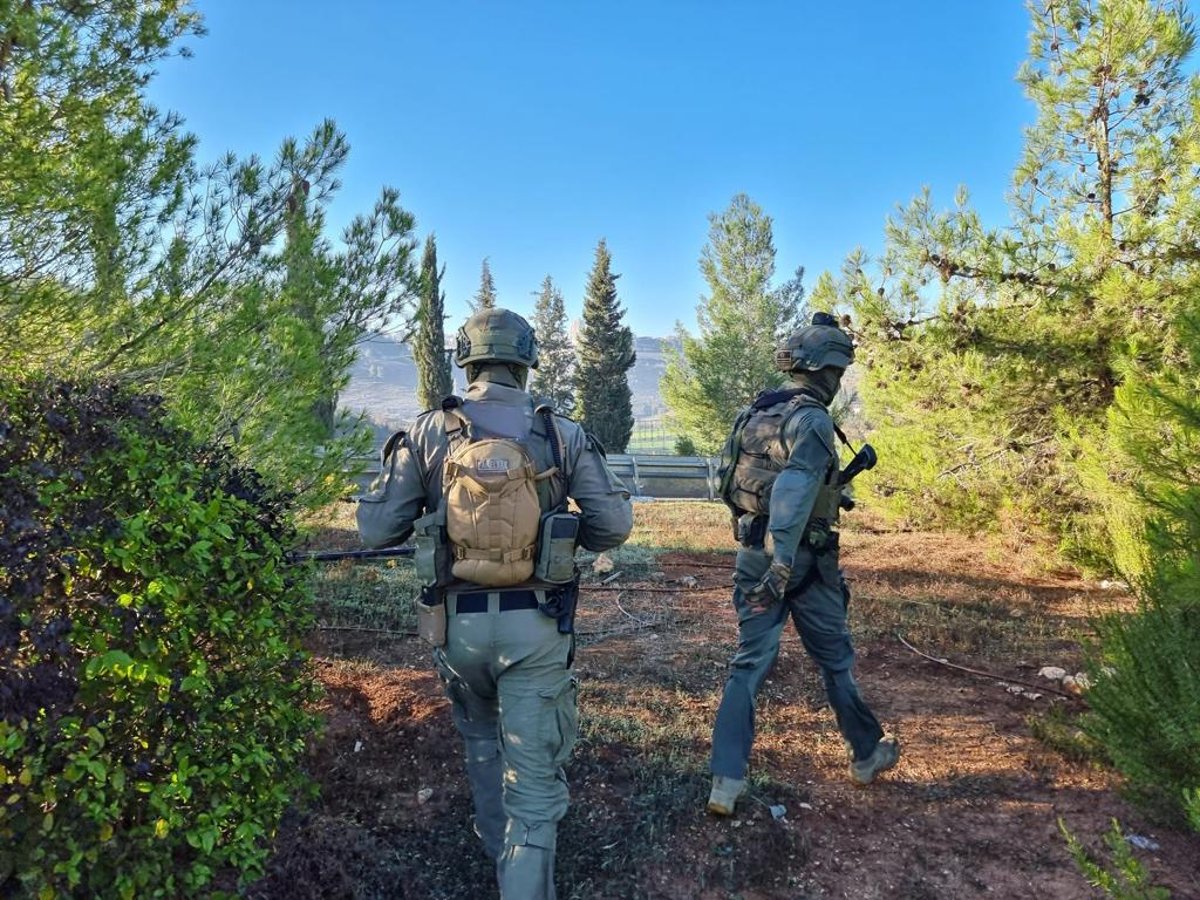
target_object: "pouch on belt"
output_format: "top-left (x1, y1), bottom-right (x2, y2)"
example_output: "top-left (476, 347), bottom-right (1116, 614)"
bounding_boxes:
top-left (534, 512), bottom-right (580, 584)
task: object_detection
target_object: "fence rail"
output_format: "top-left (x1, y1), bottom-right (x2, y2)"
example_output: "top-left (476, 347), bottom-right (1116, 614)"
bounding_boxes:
top-left (350, 453), bottom-right (721, 500)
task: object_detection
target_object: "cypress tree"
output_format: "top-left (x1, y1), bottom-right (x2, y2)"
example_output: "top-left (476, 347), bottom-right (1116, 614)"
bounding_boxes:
top-left (575, 239), bottom-right (635, 452)
top-left (414, 235), bottom-right (452, 410)
top-left (530, 275), bottom-right (575, 413)
top-left (471, 257), bottom-right (498, 311)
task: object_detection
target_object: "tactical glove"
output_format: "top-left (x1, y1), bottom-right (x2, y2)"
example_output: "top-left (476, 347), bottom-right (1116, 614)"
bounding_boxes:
top-left (744, 561), bottom-right (791, 614)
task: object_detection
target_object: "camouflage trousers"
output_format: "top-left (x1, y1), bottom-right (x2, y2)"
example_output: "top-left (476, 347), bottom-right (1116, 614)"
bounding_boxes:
top-left (710, 546), bottom-right (885, 778)
top-left (433, 591), bottom-right (577, 900)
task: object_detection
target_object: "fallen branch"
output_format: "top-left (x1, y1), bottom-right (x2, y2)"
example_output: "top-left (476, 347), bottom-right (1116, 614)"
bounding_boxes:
top-left (896, 632), bottom-right (1081, 701)
top-left (583, 585), bottom-right (681, 594)
top-left (614, 592), bottom-right (653, 627)
top-left (577, 620), bottom-right (665, 640)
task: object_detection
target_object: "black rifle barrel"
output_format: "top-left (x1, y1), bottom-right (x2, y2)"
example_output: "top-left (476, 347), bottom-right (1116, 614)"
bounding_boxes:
top-left (286, 546), bottom-right (415, 564)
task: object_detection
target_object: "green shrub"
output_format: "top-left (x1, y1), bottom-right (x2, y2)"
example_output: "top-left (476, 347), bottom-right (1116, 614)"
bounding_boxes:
top-left (1083, 596), bottom-right (1200, 827)
top-left (1081, 307), bottom-right (1200, 830)
top-left (673, 434), bottom-right (698, 457)
top-left (0, 378), bottom-right (320, 897)
top-left (1059, 818), bottom-right (1170, 900)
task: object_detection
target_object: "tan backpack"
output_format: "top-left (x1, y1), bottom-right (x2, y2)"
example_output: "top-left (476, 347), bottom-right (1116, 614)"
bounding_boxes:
top-left (442, 407), bottom-right (558, 587)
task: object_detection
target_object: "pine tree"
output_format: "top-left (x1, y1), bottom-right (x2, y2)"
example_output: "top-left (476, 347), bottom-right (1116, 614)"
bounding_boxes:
top-left (471, 257), bottom-right (498, 312)
top-left (575, 239), bottom-right (636, 452)
top-left (414, 235), bottom-right (453, 410)
top-left (530, 275), bottom-right (575, 413)
top-left (661, 194), bottom-right (806, 454)
top-left (836, 0), bottom-right (1200, 552)
top-left (0, 2), bottom-right (419, 506)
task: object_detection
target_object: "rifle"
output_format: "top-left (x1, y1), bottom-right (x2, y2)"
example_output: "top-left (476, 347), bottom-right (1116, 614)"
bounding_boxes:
top-left (285, 546), bottom-right (415, 565)
top-left (837, 442), bottom-right (877, 511)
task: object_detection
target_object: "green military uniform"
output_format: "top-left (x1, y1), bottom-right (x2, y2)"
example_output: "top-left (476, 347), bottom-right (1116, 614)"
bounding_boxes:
top-left (357, 309), bottom-right (633, 900)
top-left (708, 313), bottom-right (899, 815)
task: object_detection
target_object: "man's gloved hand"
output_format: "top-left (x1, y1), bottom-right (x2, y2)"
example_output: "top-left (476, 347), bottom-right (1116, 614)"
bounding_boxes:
top-left (744, 561), bottom-right (791, 614)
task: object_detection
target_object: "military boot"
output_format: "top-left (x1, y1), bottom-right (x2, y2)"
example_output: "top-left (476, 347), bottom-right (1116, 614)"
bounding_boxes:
top-left (849, 735), bottom-right (900, 785)
top-left (707, 775), bottom-right (746, 816)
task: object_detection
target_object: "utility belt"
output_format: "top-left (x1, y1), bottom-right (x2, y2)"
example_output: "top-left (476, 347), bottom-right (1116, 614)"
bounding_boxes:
top-left (734, 513), bottom-right (839, 554)
top-left (416, 577), bottom-right (580, 648)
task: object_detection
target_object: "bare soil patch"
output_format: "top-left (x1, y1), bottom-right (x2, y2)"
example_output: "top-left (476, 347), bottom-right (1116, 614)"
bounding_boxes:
top-left (255, 510), bottom-right (1200, 898)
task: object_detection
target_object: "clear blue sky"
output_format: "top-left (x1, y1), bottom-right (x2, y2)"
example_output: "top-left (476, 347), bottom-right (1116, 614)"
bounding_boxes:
top-left (149, 1), bottom-right (1032, 337)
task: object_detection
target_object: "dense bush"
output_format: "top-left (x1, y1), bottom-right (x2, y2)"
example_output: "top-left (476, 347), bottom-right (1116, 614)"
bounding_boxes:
top-left (1084, 598), bottom-right (1200, 827)
top-left (1081, 308), bottom-right (1200, 830)
top-left (0, 378), bottom-right (319, 897)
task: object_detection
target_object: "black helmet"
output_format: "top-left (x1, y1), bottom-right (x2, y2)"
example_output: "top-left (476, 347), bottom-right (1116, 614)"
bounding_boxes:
top-left (775, 312), bottom-right (854, 373)
top-left (454, 308), bottom-right (539, 369)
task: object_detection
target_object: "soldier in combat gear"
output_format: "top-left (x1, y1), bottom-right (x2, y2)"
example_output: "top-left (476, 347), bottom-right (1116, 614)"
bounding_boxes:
top-left (357, 308), bottom-right (633, 898)
top-left (707, 312), bottom-right (899, 816)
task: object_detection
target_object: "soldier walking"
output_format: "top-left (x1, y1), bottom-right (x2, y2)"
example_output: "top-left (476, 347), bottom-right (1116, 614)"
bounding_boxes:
top-left (357, 309), bottom-right (633, 898)
top-left (707, 312), bottom-right (899, 816)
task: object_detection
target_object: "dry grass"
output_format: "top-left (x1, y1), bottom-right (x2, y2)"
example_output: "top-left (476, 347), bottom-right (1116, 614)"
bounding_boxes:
top-left (260, 502), bottom-right (1200, 900)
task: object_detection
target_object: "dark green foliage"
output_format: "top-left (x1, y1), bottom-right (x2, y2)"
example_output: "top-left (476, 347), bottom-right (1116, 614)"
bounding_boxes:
top-left (0, 377), bottom-right (319, 897)
top-left (835, 0), bottom-right (1200, 556)
top-left (575, 239), bottom-right (635, 452)
top-left (662, 194), bottom-right (806, 454)
top-left (1, 1), bottom-right (418, 509)
top-left (1083, 598), bottom-right (1200, 827)
top-left (1081, 306), bottom-right (1200, 830)
top-left (529, 274), bottom-right (575, 413)
top-left (414, 235), bottom-right (453, 411)
top-left (471, 257), bottom-right (498, 311)
top-left (673, 435), bottom-right (698, 456)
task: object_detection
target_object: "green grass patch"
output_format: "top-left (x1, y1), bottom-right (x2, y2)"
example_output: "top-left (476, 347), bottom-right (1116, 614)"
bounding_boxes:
top-left (310, 560), bottom-right (421, 632)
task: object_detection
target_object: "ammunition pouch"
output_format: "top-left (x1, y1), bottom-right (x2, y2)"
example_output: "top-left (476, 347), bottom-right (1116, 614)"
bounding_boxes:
top-left (736, 513), bottom-right (769, 549)
top-left (416, 586), bottom-right (447, 647)
top-left (413, 507), bottom-right (449, 587)
top-left (534, 512), bottom-right (580, 584)
top-left (805, 522), bottom-right (839, 555)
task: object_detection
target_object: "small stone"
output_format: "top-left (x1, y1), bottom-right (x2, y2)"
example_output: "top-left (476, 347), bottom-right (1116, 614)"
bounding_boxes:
top-left (353, 740), bottom-right (363, 753)
top-left (417, 788), bottom-right (433, 805)
top-left (593, 553), bottom-right (615, 574)
top-left (1038, 666), bottom-right (1067, 681)
top-left (1062, 675), bottom-right (1089, 694)
top-left (798, 802), bottom-right (814, 811)
top-left (1006, 685), bottom-right (1024, 695)
top-left (678, 575), bottom-right (699, 588)
top-left (1022, 691), bottom-right (1043, 701)
top-left (1125, 834), bottom-right (1160, 852)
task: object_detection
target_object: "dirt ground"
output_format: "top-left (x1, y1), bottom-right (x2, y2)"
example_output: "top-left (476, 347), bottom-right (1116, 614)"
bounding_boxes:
top-left (253, 512), bottom-right (1200, 899)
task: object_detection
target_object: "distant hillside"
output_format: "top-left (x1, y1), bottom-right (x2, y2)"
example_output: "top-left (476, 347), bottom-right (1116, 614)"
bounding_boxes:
top-left (340, 333), bottom-right (864, 440)
top-left (340, 334), bottom-right (680, 431)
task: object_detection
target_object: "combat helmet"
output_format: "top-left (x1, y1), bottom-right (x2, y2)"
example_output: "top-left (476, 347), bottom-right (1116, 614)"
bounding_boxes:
top-left (454, 308), bottom-right (540, 369)
top-left (774, 312), bottom-right (854, 373)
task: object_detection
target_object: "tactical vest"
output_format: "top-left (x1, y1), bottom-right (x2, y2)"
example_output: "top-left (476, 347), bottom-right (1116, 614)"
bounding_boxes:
top-left (441, 401), bottom-right (566, 587)
top-left (718, 390), bottom-right (842, 527)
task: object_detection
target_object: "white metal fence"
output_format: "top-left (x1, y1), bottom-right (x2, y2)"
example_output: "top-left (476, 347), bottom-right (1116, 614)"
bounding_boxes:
top-left (351, 453), bottom-right (721, 500)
